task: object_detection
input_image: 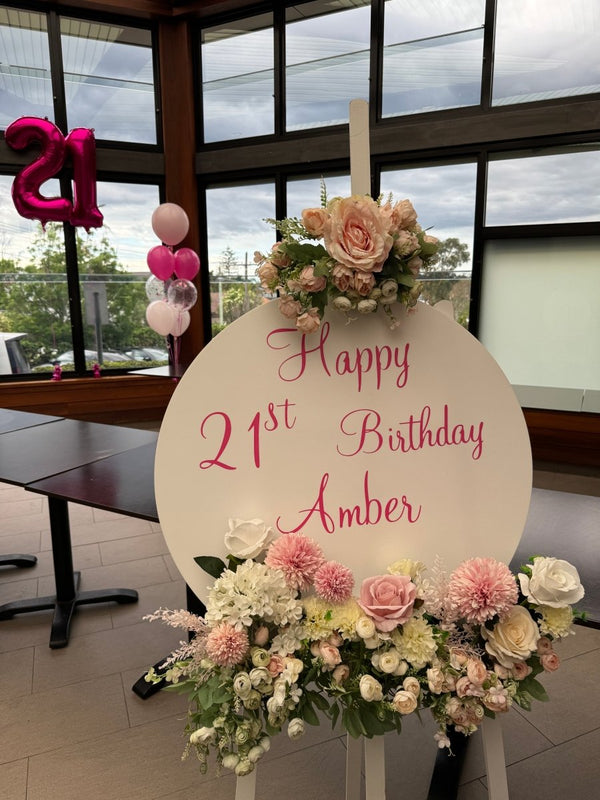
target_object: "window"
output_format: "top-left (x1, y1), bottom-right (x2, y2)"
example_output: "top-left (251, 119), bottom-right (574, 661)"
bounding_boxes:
top-left (382, 0), bottom-right (485, 117)
top-left (205, 182), bottom-right (276, 335)
top-left (201, 14), bottom-right (274, 143)
top-left (285, 0), bottom-right (370, 131)
top-left (381, 162), bottom-right (477, 326)
top-left (479, 237), bottom-right (600, 411)
top-left (492, 0), bottom-right (600, 106)
top-left (60, 18), bottom-right (157, 144)
top-left (486, 147), bottom-right (600, 226)
top-left (0, 6), bottom-right (53, 129)
top-left (286, 173), bottom-right (351, 218)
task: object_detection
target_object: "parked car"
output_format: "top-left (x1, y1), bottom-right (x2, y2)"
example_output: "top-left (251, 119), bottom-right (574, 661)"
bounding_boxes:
top-left (124, 347), bottom-right (169, 363)
top-left (53, 349), bottom-right (130, 365)
top-left (0, 332), bottom-right (30, 374)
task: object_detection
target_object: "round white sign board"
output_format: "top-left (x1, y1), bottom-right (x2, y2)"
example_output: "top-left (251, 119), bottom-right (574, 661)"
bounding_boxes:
top-left (155, 301), bottom-right (532, 604)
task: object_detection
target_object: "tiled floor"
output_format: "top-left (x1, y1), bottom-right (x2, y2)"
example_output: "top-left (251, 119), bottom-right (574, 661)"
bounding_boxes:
top-left (0, 469), bottom-right (599, 800)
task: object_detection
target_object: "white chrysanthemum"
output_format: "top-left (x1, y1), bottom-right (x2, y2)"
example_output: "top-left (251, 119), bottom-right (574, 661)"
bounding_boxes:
top-left (392, 617), bottom-right (437, 668)
top-left (302, 595), bottom-right (362, 640)
top-left (538, 604), bottom-right (575, 638)
top-left (205, 561), bottom-right (303, 631)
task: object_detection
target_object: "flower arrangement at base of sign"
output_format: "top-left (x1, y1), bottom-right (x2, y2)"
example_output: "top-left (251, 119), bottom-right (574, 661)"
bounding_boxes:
top-left (253, 184), bottom-right (440, 334)
top-left (145, 519), bottom-right (585, 778)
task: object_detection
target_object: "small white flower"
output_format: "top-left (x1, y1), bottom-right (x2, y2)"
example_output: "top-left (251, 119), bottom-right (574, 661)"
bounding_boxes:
top-left (287, 718), bottom-right (305, 740)
top-left (359, 674), bottom-right (383, 702)
top-left (357, 298), bottom-right (378, 314)
top-left (189, 726), bottom-right (215, 745)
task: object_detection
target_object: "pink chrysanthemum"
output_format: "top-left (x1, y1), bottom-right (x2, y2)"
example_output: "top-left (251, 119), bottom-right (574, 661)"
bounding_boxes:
top-left (314, 560), bottom-right (355, 603)
top-left (205, 622), bottom-right (249, 667)
top-left (446, 557), bottom-right (518, 624)
top-left (265, 533), bottom-right (324, 592)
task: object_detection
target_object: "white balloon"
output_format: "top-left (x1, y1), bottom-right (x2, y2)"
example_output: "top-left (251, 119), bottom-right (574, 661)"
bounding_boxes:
top-left (146, 300), bottom-right (175, 336)
top-left (169, 310), bottom-right (191, 337)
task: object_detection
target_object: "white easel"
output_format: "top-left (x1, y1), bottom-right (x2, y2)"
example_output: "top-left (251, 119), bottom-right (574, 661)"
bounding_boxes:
top-left (234, 98), bottom-right (510, 800)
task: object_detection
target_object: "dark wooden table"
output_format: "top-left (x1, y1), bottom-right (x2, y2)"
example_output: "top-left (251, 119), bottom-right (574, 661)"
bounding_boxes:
top-left (0, 415), bottom-right (157, 648)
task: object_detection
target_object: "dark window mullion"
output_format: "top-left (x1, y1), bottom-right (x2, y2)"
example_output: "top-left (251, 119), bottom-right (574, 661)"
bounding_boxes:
top-left (468, 151), bottom-right (489, 339)
top-left (480, 0), bottom-right (497, 109)
top-left (47, 11), bottom-right (86, 373)
top-left (274, 4), bottom-right (285, 136)
top-left (370, 0), bottom-right (384, 126)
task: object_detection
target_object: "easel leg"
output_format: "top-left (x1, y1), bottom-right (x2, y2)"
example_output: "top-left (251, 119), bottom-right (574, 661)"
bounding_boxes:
top-left (364, 736), bottom-right (386, 800)
top-left (481, 716), bottom-right (509, 800)
top-left (235, 769), bottom-right (257, 800)
top-left (346, 734), bottom-right (363, 800)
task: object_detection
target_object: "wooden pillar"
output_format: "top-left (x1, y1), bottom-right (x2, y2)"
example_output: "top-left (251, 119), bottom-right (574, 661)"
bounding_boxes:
top-left (157, 18), bottom-right (206, 366)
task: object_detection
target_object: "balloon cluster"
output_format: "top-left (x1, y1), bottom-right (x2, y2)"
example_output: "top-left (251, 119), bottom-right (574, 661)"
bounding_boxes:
top-left (145, 203), bottom-right (199, 349)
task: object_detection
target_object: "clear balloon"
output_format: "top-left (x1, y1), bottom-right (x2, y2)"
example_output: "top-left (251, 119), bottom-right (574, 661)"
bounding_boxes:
top-left (167, 278), bottom-right (198, 312)
top-left (145, 275), bottom-right (167, 302)
top-left (151, 203), bottom-right (189, 246)
top-left (169, 310), bottom-right (191, 337)
top-left (147, 245), bottom-right (175, 281)
top-left (146, 300), bottom-right (175, 336)
top-left (174, 247), bottom-right (200, 280)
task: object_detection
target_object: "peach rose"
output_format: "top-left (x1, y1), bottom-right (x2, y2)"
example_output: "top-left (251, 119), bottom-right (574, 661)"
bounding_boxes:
top-left (392, 689), bottom-right (417, 715)
top-left (510, 661), bottom-right (532, 680)
top-left (358, 574), bottom-right (417, 632)
top-left (331, 263), bottom-right (354, 291)
top-left (324, 196), bottom-right (393, 273)
top-left (302, 207), bottom-right (330, 237)
top-left (319, 641), bottom-right (342, 669)
top-left (267, 654), bottom-right (285, 677)
top-left (466, 658), bottom-right (487, 686)
top-left (298, 265), bottom-right (326, 292)
top-left (278, 294), bottom-right (302, 319)
top-left (541, 652), bottom-right (561, 672)
top-left (270, 242), bottom-right (291, 267)
top-left (353, 271), bottom-right (376, 296)
top-left (296, 307), bottom-right (321, 334)
top-left (257, 261), bottom-right (279, 288)
top-left (332, 664), bottom-right (350, 684)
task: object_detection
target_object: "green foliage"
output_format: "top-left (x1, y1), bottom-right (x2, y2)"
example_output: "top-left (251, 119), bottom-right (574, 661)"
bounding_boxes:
top-left (0, 224), bottom-right (165, 367)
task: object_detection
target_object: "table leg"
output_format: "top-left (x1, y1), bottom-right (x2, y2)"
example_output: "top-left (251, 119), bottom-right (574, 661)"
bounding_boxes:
top-left (0, 554), bottom-right (37, 568)
top-left (0, 497), bottom-right (138, 649)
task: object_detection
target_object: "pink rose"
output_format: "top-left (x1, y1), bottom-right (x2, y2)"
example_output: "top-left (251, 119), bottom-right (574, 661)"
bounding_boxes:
top-left (466, 659), bottom-right (487, 686)
top-left (253, 625), bottom-right (269, 647)
top-left (278, 294), bottom-right (302, 319)
top-left (394, 230), bottom-right (419, 256)
top-left (357, 574), bottom-right (417, 632)
top-left (541, 652), bottom-right (560, 672)
top-left (298, 265), bottom-right (327, 292)
top-left (455, 676), bottom-right (484, 698)
top-left (392, 199), bottom-right (418, 230)
top-left (353, 271), bottom-right (376, 296)
top-left (270, 243), bottom-right (291, 267)
top-left (324, 196), bottom-right (393, 273)
top-left (267, 654), bottom-right (285, 677)
top-left (296, 307), bottom-right (321, 334)
top-left (510, 661), bottom-right (532, 680)
top-left (257, 261), bottom-right (279, 288)
top-left (302, 207), bottom-right (330, 237)
top-left (331, 263), bottom-right (354, 291)
top-left (332, 664), bottom-right (350, 684)
top-left (536, 637), bottom-right (553, 654)
top-left (319, 642), bottom-right (342, 669)
top-left (406, 256), bottom-right (423, 275)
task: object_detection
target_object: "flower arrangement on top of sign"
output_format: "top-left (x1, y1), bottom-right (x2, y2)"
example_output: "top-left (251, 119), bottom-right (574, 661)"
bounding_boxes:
top-left (254, 183), bottom-right (440, 333)
top-left (146, 518), bottom-right (585, 778)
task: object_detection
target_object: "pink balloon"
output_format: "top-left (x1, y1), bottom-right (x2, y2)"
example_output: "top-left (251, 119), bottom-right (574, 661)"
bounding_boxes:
top-left (146, 300), bottom-right (175, 336)
top-left (6, 116), bottom-right (71, 226)
top-left (169, 310), bottom-right (191, 338)
top-left (151, 203), bottom-right (189, 246)
top-left (174, 247), bottom-right (200, 280)
top-left (66, 128), bottom-right (103, 230)
top-left (147, 245), bottom-right (175, 280)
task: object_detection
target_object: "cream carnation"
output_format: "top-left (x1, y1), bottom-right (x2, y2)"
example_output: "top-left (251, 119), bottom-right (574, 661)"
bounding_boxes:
top-left (538, 604), bottom-right (575, 638)
top-left (392, 616), bottom-right (437, 668)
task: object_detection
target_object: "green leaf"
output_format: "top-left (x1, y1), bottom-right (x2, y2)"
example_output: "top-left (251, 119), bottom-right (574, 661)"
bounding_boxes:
top-left (519, 676), bottom-right (549, 703)
top-left (194, 555), bottom-right (227, 579)
top-left (330, 701), bottom-right (340, 731)
top-left (301, 700), bottom-right (320, 726)
top-left (312, 692), bottom-right (330, 712)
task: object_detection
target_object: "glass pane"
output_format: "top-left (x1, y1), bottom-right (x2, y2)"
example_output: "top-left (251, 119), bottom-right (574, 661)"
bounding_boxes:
top-left (480, 238), bottom-right (600, 410)
top-left (78, 181), bottom-right (166, 369)
top-left (0, 175), bottom-right (69, 375)
top-left (486, 148), bottom-right (600, 226)
top-left (0, 7), bottom-right (53, 129)
top-left (286, 173), bottom-right (351, 219)
top-left (493, 0), bottom-right (600, 106)
top-left (383, 0), bottom-right (485, 118)
top-left (202, 14), bottom-right (273, 143)
top-left (381, 162), bottom-right (477, 326)
top-left (206, 183), bottom-right (275, 336)
top-left (285, 1), bottom-right (370, 131)
top-left (60, 18), bottom-right (156, 144)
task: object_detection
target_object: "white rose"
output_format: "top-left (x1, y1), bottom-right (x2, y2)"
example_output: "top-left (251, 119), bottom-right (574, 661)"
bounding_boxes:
top-left (287, 718), bottom-right (305, 740)
top-left (221, 754), bottom-right (239, 770)
top-left (481, 605), bottom-right (540, 668)
top-left (332, 295), bottom-right (353, 311)
top-left (189, 726), bottom-right (215, 745)
top-left (356, 616), bottom-right (377, 639)
top-left (359, 674), bottom-right (383, 702)
top-left (233, 672), bottom-right (253, 698)
top-left (518, 557), bottom-right (584, 608)
top-left (357, 298), bottom-right (378, 314)
top-left (248, 746), bottom-right (265, 764)
top-left (224, 518), bottom-right (277, 559)
top-left (402, 676), bottom-right (421, 698)
top-left (392, 689), bottom-right (417, 715)
top-left (380, 279), bottom-right (398, 298)
top-left (379, 649), bottom-right (401, 674)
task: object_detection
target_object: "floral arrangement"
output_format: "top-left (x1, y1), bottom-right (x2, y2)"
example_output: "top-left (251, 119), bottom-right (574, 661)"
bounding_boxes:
top-left (254, 185), bottom-right (440, 333)
top-left (146, 519), bottom-right (585, 778)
